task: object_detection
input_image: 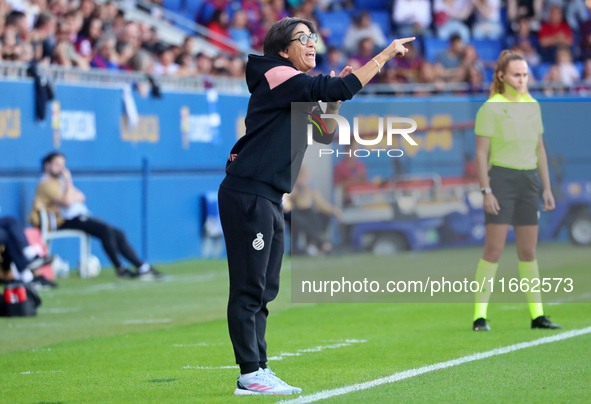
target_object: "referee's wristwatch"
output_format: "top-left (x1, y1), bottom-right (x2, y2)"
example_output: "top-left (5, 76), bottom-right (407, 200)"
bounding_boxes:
top-left (481, 187), bottom-right (492, 195)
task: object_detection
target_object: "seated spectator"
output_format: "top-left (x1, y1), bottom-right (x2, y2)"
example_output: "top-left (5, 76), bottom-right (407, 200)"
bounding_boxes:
top-left (387, 41), bottom-right (423, 83)
top-left (175, 52), bottom-right (197, 76)
top-left (350, 37), bottom-right (377, 73)
top-left (228, 10), bottom-right (252, 53)
top-left (580, 14), bottom-right (591, 59)
top-left (433, 0), bottom-right (473, 42)
top-left (507, 16), bottom-right (541, 66)
top-left (63, 9), bottom-right (83, 44)
top-left (29, 152), bottom-right (164, 280)
top-left (0, 216), bottom-right (55, 288)
top-left (321, 46), bottom-right (345, 76)
top-left (393, 0), bottom-right (432, 39)
top-left (291, 168), bottom-right (341, 256)
top-left (207, 9), bottom-right (235, 54)
top-left (141, 26), bottom-right (160, 54)
top-left (543, 64), bottom-right (568, 95)
top-left (415, 62), bottom-right (446, 95)
top-left (228, 55), bottom-right (246, 78)
top-left (90, 36), bottom-right (119, 70)
top-left (75, 17), bottom-right (102, 62)
top-left (181, 35), bottom-right (198, 56)
top-left (241, 0), bottom-right (262, 28)
top-left (556, 46), bottom-right (580, 85)
top-left (465, 65), bottom-right (485, 92)
top-left (342, 10), bottom-right (387, 54)
top-left (507, 0), bottom-right (543, 32)
top-left (116, 21), bottom-right (141, 55)
top-left (30, 11), bottom-right (57, 62)
top-left (551, 0), bottom-right (589, 33)
top-left (153, 44), bottom-right (180, 76)
top-left (196, 52), bottom-right (214, 75)
top-left (52, 21), bottom-right (89, 69)
top-left (472, 0), bottom-right (504, 39)
top-left (435, 33), bottom-right (466, 81)
top-left (459, 45), bottom-right (484, 77)
top-left (539, 5), bottom-right (573, 63)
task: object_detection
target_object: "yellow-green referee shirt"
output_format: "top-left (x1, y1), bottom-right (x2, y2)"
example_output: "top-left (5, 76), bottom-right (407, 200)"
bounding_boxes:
top-left (474, 93), bottom-right (543, 170)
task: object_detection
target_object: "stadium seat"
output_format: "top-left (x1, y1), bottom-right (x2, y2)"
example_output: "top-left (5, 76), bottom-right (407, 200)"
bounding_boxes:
top-left (483, 67), bottom-right (495, 82)
top-left (186, 0), bottom-right (206, 20)
top-left (354, 0), bottom-right (390, 11)
top-left (317, 11), bottom-right (352, 48)
top-left (470, 39), bottom-right (502, 62)
top-left (370, 11), bottom-right (391, 38)
top-left (424, 37), bottom-right (449, 63)
top-left (575, 61), bottom-right (584, 77)
top-left (535, 63), bottom-right (551, 80)
top-left (163, 0), bottom-right (184, 13)
top-left (39, 209), bottom-right (93, 278)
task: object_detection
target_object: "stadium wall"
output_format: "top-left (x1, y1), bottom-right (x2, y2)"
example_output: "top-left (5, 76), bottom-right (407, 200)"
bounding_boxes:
top-left (0, 80), bottom-right (589, 266)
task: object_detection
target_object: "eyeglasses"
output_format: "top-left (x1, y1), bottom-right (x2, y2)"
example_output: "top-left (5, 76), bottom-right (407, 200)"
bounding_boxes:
top-left (290, 33), bottom-right (318, 46)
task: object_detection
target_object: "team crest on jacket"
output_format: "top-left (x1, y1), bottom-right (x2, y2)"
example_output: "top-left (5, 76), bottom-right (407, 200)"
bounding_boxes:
top-left (252, 233), bottom-right (264, 250)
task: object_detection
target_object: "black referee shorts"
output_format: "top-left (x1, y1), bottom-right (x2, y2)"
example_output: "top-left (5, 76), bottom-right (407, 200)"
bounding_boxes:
top-left (486, 165), bottom-right (540, 226)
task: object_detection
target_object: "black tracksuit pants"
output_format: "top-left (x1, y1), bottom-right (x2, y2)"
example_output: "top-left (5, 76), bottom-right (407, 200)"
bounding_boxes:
top-left (59, 216), bottom-right (144, 269)
top-left (218, 186), bottom-right (284, 374)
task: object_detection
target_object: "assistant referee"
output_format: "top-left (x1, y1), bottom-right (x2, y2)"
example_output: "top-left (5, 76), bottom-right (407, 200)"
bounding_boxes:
top-left (472, 50), bottom-right (561, 332)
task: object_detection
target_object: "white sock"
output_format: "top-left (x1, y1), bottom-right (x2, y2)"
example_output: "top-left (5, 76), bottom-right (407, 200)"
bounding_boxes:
top-left (241, 370), bottom-right (258, 379)
top-left (21, 269), bottom-right (34, 283)
top-left (23, 246), bottom-right (37, 261)
top-left (139, 263), bottom-right (150, 274)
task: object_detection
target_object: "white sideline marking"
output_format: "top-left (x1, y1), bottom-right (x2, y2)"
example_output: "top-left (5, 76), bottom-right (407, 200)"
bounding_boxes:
top-left (123, 319), bottom-right (171, 324)
top-left (19, 370), bottom-right (63, 375)
top-left (182, 365), bottom-right (239, 370)
top-left (267, 340), bottom-right (367, 361)
top-left (182, 340), bottom-right (367, 370)
top-left (39, 307), bottom-right (81, 314)
top-left (280, 327), bottom-right (591, 404)
top-left (173, 343), bottom-right (224, 347)
top-left (548, 292), bottom-right (591, 305)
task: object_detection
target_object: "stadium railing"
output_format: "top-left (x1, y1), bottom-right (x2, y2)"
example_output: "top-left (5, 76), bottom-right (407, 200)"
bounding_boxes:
top-left (1, 61), bottom-right (587, 96)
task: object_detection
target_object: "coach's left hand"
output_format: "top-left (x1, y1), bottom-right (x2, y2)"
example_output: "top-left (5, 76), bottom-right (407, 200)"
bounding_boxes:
top-left (542, 189), bottom-right (555, 211)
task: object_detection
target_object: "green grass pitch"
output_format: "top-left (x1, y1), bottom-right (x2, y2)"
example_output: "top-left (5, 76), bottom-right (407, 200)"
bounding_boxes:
top-left (1, 243), bottom-right (590, 403)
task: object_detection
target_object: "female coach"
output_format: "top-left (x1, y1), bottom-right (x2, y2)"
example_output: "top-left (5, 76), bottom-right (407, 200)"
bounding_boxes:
top-left (472, 50), bottom-right (561, 332)
top-left (218, 17), bottom-right (413, 395)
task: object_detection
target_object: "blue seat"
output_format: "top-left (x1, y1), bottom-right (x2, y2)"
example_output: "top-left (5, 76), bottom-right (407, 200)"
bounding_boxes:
top-left (535, 63), bottom-right (551, 80)
top-left (317, 11), bottom-right (352, 48)
top-left (186, 0), bottom-right (206, 20)
top-left (424, 37), bottom-right (449, 63)
top-left (470, 39), bottom-right (502, 62)
top-left (163, 0), bottom-right (183, 13)
top-left (370, 11), bottom-right (391, 37)
top-left (483, 67), bottom-right (495, 82)
top-left (355, 0), bottom-right (390, 10)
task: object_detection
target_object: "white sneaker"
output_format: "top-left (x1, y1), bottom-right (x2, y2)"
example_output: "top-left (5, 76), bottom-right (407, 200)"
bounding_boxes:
top-left (264, 367), bottom-right (303, 393)
top-left (234, 368), bottom-right (301, 395)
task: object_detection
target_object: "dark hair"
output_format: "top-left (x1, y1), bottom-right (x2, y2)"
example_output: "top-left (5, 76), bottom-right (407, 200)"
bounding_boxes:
top-left (450, 33), bottom-right (462, 44)
top-left (263, 17), bottom-right (316, 56)
top-left (42, 152), bottom-right (64, 171)
top-left (5, 10), bottom-right (26, 26)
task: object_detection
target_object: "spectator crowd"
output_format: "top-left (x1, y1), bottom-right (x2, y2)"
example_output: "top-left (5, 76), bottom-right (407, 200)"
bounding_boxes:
top-left (2, 0), bottom-right (591, 93)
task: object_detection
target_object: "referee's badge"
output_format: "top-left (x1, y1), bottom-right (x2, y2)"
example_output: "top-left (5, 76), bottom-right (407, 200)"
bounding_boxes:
top-left (252, 233), bottom-right (264, 251)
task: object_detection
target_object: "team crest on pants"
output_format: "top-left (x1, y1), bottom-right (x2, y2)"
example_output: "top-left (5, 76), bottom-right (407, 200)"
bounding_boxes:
top-left (252, 233), bottom-right (264, 250)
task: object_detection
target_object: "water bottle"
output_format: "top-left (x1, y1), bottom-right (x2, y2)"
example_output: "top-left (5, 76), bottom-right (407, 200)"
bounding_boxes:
top-left (3, 284), bottom-right (16, 304)
top-left (15, 284), bottom-right (27, 303)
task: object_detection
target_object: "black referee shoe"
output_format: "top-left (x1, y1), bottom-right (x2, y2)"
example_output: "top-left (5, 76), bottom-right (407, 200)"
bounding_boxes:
top-left (531, 316), bottom-right (562, 329)
top-left (473, 317), bottom-right (491, 331)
